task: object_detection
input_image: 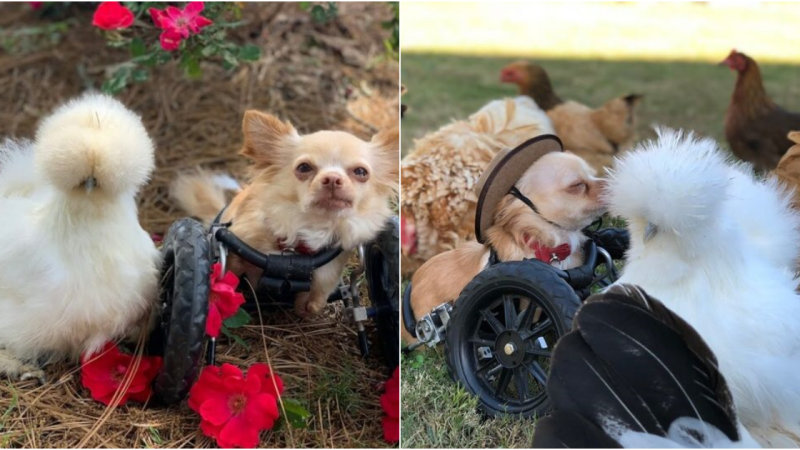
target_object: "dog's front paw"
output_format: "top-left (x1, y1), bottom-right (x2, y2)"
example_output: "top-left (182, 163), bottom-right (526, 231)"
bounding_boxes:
top-left (294, 293), bottom-right (327, 318)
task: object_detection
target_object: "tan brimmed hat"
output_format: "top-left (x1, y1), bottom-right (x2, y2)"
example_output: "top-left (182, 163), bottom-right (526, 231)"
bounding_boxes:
top-left (474, 134), bottom-right (563, 243)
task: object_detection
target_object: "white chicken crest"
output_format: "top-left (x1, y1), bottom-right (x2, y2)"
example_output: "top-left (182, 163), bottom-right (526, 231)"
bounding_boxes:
top-left (0, 93), bottom-right (160, 379)
top-left (607, 127), bottom-right (800, 446)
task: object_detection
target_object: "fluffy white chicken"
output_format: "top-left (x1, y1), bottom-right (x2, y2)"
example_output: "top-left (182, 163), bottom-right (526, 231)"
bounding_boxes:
top-left (606, 128), bottom-right (800, 446)
top-left (0, 93), bottom-right (160, 381)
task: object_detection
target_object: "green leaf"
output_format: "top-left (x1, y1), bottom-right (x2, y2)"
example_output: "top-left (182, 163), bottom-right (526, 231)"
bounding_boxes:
top-left (130, 37), bottom-right (145, 57)
top-left (182, 54), bottom-right (202, 79)
top-left (102, 67), bottom-right (131, 95)
top-left (220, 324), bottom-right (251, 350)
top-left (308, 2), bottom-right (338, 24)
top-left (132, 68), bottom-right (149, 82)
top-left (133, 51), bottom-right (158, 67)
top-left (200, 43), bottom-right (218, 57)
top-left (299, 2), bottom-right (311, 11)
top-left (223, 307), bottom-right (252, 329)
top-left (281, 398), bottom-right (311, 429)
top-left (221, 51), bottom-right (239, 70)
top-left (238, 44), bottom-right (261, 61)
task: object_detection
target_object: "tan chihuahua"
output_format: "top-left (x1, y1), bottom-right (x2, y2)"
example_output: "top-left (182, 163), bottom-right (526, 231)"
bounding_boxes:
top-left (172, 111), bottom-right (398, 317)
top-left (403, 151), bottom-right (605, 344)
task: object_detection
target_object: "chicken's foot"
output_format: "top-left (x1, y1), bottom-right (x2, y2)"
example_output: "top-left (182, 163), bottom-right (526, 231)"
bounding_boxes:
top-left (0, 349), bottom-right (46, 384)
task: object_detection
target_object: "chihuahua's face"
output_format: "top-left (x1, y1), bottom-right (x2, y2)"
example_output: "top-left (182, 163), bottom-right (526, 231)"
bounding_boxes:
top-left (515, 152), bottom-right (606, 231)
top-left (240, 111), bottom-right (398, 217)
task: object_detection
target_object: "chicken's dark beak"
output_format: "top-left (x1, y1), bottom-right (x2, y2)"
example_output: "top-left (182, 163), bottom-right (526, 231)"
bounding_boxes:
top-left (84, 176), bottom-right (97, 192)
top-left (643, 222), bottom-right (659, 243)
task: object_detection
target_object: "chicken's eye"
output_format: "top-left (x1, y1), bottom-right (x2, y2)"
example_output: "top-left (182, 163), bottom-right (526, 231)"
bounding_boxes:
top-left (296, 163), bottom-right (314, 173)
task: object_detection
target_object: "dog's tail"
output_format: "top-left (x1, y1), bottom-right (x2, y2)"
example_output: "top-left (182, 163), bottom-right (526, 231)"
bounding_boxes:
top-left (170, 170), bottom-right (240, 224)
top-left (605, 127), bottom-right (730, 245)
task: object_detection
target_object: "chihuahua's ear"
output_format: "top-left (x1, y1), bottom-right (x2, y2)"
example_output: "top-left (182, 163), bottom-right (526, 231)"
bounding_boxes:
top-left (370, 127), bottom-right (399, 189)
top-left (241, 110), bottom-right (299, 166)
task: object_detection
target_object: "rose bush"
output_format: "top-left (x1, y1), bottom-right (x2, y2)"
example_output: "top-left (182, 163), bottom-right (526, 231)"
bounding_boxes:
top-left (91, 1), bottom-right (261, 94)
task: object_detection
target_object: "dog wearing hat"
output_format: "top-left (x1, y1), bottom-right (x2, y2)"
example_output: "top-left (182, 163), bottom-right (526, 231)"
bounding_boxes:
top-left (402, 135), bottom-right (606, 344)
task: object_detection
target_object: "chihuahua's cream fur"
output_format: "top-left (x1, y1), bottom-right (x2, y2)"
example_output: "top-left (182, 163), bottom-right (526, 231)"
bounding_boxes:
top-left (0, 93), bottom-right (160, 380)
top-left (172, 111), bottom-right (398, 316)
top-left (402, 151), bottom-right (605, 344)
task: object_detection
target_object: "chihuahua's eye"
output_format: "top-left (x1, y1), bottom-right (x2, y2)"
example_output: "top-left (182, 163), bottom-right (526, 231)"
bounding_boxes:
top-left (352, 167), bottom-right (369, 180)
top-left (296, 163), bottom-right (314, 173)
top-left (567, 182), bottom-right (587, 194)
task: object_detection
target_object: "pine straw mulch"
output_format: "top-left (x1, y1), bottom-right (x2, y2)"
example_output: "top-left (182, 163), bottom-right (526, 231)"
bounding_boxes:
top-left (0, 2), bottom-right (399, 448)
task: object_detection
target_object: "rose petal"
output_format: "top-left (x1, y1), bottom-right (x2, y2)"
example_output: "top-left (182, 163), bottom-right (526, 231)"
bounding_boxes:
top-left (200, 397), bottom-right (234, 426)
top-left (193, 15), bottom-right (213, 30)
top-left (206, 303), bottom-right (223, 337)
top-left (183, 1), bottom-right (205, 17)
top-left (248, 364), bottom-right (284, 396)
top-left (244, 393), bottom-right (279, 429)
top-left (220, 363), bottom-right (243, 378)
top-left (149, 7), bottom-right (165, 28)
top-left (382, 416), bottom-right (400, 443)
top-left (159, 29), bottom-right (182, 52)
top-left (218, 415), bottom-right (261, 448)
top-left (210, 263), bottom-right (222, 281)
top-left (243, 372), bottom-right (261, 396)
top-left (220, 270), bottom-right (240, 289)
top-left (200, 419), bottom-right (224, 440)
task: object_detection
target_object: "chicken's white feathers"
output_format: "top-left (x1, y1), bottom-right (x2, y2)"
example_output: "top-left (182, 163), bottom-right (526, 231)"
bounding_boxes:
top-left (0, 93), bottom-right (159, 364)
top-left (35, 92), bottom-right (155, 196)
top-left (609, 127), bottom-right (800, 445)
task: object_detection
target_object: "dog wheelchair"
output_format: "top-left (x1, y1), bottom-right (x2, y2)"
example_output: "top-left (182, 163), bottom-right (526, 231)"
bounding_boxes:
top-left (402, 134), bottom-right (632, 418)
top-left (402, 225), bottom-right (628, 418)
top-left (147, 215), bottom-right (400, 405)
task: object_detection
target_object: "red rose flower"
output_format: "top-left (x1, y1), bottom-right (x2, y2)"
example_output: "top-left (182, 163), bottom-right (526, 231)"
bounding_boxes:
top-left (159, 28), bottom-right (183, 52)
top-left (188, 363), bottom-right (283, 448)
top-left (92, 2), bottom-right (134, 31)
top-left (80, 342), bottom-right (162, 406)
top-left (380, 367), bottom-right (400, 443)
top-left (206, 263), bottom-right (245, 338)
top-left (149, 2), bottom-right (213, 52)
top-left (30, 2), bottom-right (43, 10)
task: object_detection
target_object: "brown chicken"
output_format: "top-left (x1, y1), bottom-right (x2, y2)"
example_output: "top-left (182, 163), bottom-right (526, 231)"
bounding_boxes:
top-left (500, 60), bottom-right (642, 173)
top-left (722, 50), bottom-right (800, 172)
top-left (401, 96), bottom-right (554, 276)
top-left (771, 131), bottom-right (800, 211)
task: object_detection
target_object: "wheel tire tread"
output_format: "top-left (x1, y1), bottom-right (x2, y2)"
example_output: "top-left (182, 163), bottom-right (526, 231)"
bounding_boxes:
top-left (444, 260), bottom-right (580, 418)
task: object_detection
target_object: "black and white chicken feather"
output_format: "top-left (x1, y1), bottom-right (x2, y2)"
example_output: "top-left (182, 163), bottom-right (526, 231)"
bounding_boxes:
top-left (532, 284), bottom-right (759, 448)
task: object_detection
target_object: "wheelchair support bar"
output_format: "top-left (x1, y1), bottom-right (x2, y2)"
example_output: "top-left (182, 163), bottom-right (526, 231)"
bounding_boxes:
top-left (554, 240), bottom-right (598, 289)
top-left (214, 228), bottom-right (343, 272)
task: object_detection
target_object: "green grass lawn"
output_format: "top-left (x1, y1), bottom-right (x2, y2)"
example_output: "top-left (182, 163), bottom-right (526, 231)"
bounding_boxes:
top-left (400, 52), bottom-right (800, 448)
top-left (401, 53), bottom-right (800, 156)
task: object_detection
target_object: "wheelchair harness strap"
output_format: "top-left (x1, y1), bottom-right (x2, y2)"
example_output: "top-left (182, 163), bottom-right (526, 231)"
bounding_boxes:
top-left (508, 186), bottom-right (563, 230)
top-left (211, 206), bottom-right (343, 296)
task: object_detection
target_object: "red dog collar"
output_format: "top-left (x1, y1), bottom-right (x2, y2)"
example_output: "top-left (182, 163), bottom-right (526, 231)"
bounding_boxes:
top-left (524, 233), bottom-right (572, 263)
top-left (277, 238), bottom-right (315, 255)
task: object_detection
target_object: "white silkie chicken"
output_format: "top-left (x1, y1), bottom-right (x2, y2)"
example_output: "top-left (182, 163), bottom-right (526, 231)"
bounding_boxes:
top-left (0, 93), bottom-right (160, 381)
top-left (606, 128), bottom-right (800, 446)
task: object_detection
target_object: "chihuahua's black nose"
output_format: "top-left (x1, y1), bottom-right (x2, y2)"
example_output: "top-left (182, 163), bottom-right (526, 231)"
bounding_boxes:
top-left (321, 174), bottom-right (343, 189)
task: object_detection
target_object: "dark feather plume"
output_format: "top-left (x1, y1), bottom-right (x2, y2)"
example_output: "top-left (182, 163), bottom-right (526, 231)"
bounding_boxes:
top-left (534, 284), bottom-right (742, 448)
top-left (533, 410), bottom-right (622, 448)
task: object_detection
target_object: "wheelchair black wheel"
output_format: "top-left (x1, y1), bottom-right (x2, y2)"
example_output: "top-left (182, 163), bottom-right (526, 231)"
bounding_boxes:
top-left (445, 260), bottom-right (580, 418)
top-left (365, 216), bottom-right (400, 371)
top-left (151, 218), bottom-right (211, 405)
